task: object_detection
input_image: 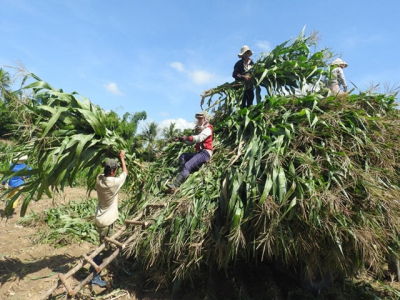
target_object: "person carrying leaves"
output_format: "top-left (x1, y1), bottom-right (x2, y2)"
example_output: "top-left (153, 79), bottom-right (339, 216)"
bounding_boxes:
top-left (167, 111), bottom-right (213, 190)
top-left (91, 150), bottom-right (128, 287)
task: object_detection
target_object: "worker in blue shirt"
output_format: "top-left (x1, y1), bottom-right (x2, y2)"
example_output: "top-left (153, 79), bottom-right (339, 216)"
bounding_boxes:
top-left (2, 154), bottom-right (31, 217)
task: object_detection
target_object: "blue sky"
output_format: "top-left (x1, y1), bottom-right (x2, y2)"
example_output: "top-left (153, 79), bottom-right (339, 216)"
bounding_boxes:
top-left (1, 0), bottom-right (399, 133)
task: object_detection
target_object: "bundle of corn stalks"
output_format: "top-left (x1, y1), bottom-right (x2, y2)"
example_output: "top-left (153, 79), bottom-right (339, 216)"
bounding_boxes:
top-left (123, 31), bottom-right (400, 294)
top-left (2, 73), bottom-right (144, 216)
top-left (201, 28), bottom-right (328, 118)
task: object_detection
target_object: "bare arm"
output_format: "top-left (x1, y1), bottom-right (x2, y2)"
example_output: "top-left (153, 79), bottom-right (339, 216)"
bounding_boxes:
top-left (119, 150), bottom-right (128, 175)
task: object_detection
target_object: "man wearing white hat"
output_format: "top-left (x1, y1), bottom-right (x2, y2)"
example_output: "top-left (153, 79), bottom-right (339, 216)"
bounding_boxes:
top-left (233, 45), bottom-right (255, 108)
top-left (329, 58), bottom-right (348, 94)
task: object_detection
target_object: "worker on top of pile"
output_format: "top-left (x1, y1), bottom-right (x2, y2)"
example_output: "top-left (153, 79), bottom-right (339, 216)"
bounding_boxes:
top-left (167, 111), bottom-right (213, 190)
top-left (233, 45), bottom-right (255, 108)
top-left (329, 58), bottom-right (348, 94)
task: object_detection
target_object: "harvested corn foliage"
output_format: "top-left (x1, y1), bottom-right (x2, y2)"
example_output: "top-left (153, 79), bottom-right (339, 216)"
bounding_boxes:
top-left (122, 31), bottom-right (400, 295)
top-left (19, 198), bottom-right (99, 246)
top-left (3, 29), bottom-right (400, 298)
top-left (2, 73), bottom-right (144, 216)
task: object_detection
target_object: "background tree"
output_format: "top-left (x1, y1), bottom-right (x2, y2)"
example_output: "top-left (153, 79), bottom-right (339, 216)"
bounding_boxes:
top-left (162, 122), bottom-right (181, 140)
top-left (140, 121), bottom-right (159, 161)
top-left (119, 111), bottom-right (147, 144)
top-left (104, 110), bottom-right (147, 153)
top-left (0, 69), bottom-right (15, 138)
top-left (104, 111), bottom-right (120, 131)
top-left (0, 68), bottom-right (11, 100)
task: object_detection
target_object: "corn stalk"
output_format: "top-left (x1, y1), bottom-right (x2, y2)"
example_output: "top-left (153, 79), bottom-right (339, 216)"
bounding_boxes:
top-left (2, 73), bottom-right (144, 216)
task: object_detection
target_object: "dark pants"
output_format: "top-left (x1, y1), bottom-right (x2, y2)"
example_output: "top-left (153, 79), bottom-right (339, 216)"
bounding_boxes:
top-left (96, 223), bottom-right (114, 246)
top-left (179, 151), bottom-right (211, 178)
top-left (241, 89), bottom-right (254, 108)
top-left (92, 223), bottom-right (115, 270)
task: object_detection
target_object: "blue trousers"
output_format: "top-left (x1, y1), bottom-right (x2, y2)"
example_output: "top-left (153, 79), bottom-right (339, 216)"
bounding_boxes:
top-left (179, 151), bottom-right (210, 178)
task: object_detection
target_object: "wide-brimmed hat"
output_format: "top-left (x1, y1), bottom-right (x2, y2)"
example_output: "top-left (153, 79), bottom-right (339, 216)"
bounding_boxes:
top-left (195, 111), bottom-right (211, 121)
top-left (238, 45), bottom-right (253, 58)
top-left (331, 58), bottom-right (348, 68)
top-left (13, 154), bottom-right (28, 163)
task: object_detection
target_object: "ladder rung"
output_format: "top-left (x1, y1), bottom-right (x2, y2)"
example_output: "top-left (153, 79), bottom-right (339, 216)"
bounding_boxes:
top-left (104, 236), bottom-right (125, 249)
top-left (82, 254), bottom-right (100, 272)
top-left (125, 220), bottom-right (145, 226)
top-left (146, 204), bottom-right (166, 209)
top-left (58, 273), bottom-right (74, 296)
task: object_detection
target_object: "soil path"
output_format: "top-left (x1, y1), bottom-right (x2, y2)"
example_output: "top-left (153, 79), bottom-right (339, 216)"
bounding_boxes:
top-left (0, 187), bottom-right (98, 300)
top-left (0, 187), bottom-right (172, 300)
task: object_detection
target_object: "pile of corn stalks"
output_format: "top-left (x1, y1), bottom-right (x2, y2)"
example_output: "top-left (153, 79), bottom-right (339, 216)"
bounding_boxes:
top-left (123, 31), bottom-right (400, 289)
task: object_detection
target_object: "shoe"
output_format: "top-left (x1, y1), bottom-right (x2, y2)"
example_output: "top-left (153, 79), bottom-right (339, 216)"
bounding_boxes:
top-left (166, 181), bottom-right (177, 189)
top-left (166, 174), bottom-right (186, 189)
top-left (91, 274), bottom-right (107, 287)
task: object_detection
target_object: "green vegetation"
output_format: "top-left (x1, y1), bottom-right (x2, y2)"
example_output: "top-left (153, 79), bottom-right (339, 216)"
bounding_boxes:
top-left (19, 198), bottom-right (99, 246)
top-left (0, 73), bottom-right (146, 216)
top-left (2, 29), bottom-right (400, 299)
top-left (121, 31), bottom-right (400, 298)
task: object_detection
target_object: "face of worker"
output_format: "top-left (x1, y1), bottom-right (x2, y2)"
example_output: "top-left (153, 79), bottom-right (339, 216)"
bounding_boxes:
top-left (110, 167), bottom-right (118, 177)
top-left (197, 116), bottom-right (205, 125)
top-left (242, 50), bottom-right (251, 60)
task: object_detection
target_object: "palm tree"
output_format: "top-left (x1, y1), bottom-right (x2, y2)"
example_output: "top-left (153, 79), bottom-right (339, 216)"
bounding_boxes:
top-left (162, 122), bottom-right (181, 140)
top-left (0, 68), bottom-right (12, 102)
top-left (141, 122), bottom-right (159, 161)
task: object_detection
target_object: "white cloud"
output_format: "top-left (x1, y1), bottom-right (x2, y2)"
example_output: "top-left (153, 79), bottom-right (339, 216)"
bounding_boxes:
top-left (256, 40), bottom-right (272, 53)
top-left (104, 82), bottom-right (123, 96)
top-left (159, 118), bottom-right (194, 131)
top-left (169, 61), bottom-right (215, 85)
top-left (169, 61), bottom-right (185, 72)
top-left (189, 70), bottom-right (215, 85)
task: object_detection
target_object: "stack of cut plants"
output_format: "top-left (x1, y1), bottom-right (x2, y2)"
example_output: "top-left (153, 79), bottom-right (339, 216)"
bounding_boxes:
top-left (122, 32), bottom-right (400, 299)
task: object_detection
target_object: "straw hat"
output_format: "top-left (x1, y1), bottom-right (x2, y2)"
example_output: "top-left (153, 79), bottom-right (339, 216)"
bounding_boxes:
top-left (13, 154), bottom-right (28, 163)
top-left (331, 58), bottom-right (348, 68)
top-left (238, 45), bottom-right (253, 58)
top-left (195, 111), bottom-right (211, 121)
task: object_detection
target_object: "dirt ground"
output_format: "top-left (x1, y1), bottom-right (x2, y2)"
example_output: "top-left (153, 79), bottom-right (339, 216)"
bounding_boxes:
top-left (0, 187), bottom-right (169, 300)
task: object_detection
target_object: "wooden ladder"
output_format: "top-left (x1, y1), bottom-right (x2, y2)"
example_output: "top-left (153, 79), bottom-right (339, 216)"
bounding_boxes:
top-left (39, 203), bottom-right (166, 300)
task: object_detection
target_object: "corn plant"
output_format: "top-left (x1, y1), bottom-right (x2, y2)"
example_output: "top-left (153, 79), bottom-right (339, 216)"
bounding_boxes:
top-left (201, 28), bottom-right (329, 118)
top-left (1, 73), bottom-right (144, 216)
